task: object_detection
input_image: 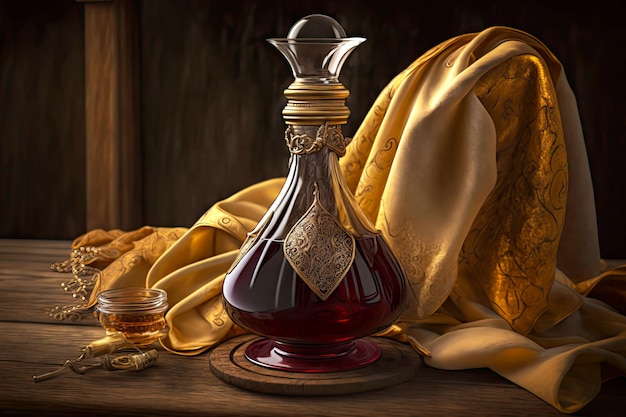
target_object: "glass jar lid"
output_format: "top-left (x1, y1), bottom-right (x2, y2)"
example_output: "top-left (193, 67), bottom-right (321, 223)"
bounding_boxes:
top-left (96, 287), bottom-right (168, 313)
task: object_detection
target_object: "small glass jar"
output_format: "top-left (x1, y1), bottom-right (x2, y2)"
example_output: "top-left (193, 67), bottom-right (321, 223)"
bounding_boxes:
top-left (95, 287), bottom-right (168, 346)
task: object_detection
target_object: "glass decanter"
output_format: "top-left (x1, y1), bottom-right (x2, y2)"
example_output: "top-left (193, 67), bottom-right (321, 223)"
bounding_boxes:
top-left (222, 14), bottom-right (410, 373)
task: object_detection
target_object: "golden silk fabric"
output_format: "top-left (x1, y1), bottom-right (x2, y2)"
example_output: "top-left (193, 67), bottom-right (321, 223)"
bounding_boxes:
top-left (73, 26), bottom-right (626, 414)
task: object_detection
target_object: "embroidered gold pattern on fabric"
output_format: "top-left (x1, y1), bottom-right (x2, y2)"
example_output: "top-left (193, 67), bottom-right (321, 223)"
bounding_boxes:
top-left (339, 75), bottom-right (404, 224)
top-left (357, 136), bottom-right (400, 221)
top-left (461, 54), bottom-right (566, 334)
top-left (383, 219), bottom-right (443, 288)
top-left (283, 183), bottom-right (356, 300)
top-left (378, 206), bottom-right (447, 318)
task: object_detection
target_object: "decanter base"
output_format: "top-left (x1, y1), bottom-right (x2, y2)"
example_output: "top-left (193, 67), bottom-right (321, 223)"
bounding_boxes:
top-left (244, 337), bottom-right (380, 373)
top-left (209, 334), bottom-right (422, 395)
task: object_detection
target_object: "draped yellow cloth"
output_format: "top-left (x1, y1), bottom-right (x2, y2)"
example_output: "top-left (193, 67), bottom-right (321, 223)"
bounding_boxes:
top-left (69, 26), bottom-right (626, 414)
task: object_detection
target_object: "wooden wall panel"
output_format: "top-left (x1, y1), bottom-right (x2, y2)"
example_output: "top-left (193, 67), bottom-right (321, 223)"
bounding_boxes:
top-left (83, 0), bottom-right (141, 231)
top-left (0, 0), bottom-right (86, 240)
top-left (138, 1), bottom-right (292, 229)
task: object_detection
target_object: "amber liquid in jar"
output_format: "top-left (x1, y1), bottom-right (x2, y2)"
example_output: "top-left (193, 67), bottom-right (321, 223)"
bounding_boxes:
top-left (96, 287), bottom-right (168, 346)
top-left (98, 312), bottom-right (167, 345)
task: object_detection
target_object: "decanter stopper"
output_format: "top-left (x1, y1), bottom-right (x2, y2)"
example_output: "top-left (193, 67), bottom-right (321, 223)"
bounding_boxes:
top-left (267, 14), bottom-right (365, 126)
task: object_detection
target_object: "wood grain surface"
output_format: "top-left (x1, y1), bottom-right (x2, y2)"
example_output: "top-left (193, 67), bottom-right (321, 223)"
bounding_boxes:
top-left (0, 239), bottom-right (624, 416)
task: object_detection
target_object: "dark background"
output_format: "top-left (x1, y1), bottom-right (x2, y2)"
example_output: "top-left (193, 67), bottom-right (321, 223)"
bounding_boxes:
top-left (1, 0), bottom-right (624, 258)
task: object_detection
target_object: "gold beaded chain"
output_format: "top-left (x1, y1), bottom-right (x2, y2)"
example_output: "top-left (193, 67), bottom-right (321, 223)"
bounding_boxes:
top-left (47, 246), bottom-right (102, 321)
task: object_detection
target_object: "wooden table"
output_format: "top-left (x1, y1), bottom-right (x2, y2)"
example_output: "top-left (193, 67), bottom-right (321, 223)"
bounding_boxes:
top-left (1, 239), bottom-right (624, 416)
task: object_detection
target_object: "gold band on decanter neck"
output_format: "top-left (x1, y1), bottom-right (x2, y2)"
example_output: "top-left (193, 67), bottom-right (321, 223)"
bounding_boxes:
top-left (285, 122), bottom-right (348, 156)
top-left (282, 82), bottom-right (351, 125)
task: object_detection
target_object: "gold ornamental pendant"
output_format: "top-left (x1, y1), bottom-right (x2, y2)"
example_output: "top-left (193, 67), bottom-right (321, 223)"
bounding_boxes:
top-left (283, 183), bottom-right (356, 300)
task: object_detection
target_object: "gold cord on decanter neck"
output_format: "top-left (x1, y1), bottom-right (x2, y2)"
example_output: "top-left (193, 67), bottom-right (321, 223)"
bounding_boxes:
top-left (284, 122), bottom-right (349, 156)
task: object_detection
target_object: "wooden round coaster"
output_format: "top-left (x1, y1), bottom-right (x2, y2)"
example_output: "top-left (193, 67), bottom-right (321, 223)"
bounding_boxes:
top-left (209, 334), bottom-right (422, 396)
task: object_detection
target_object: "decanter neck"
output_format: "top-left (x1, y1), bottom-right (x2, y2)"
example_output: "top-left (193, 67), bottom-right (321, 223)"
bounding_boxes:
top-left (260, 128), bottom-right (378, 241)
